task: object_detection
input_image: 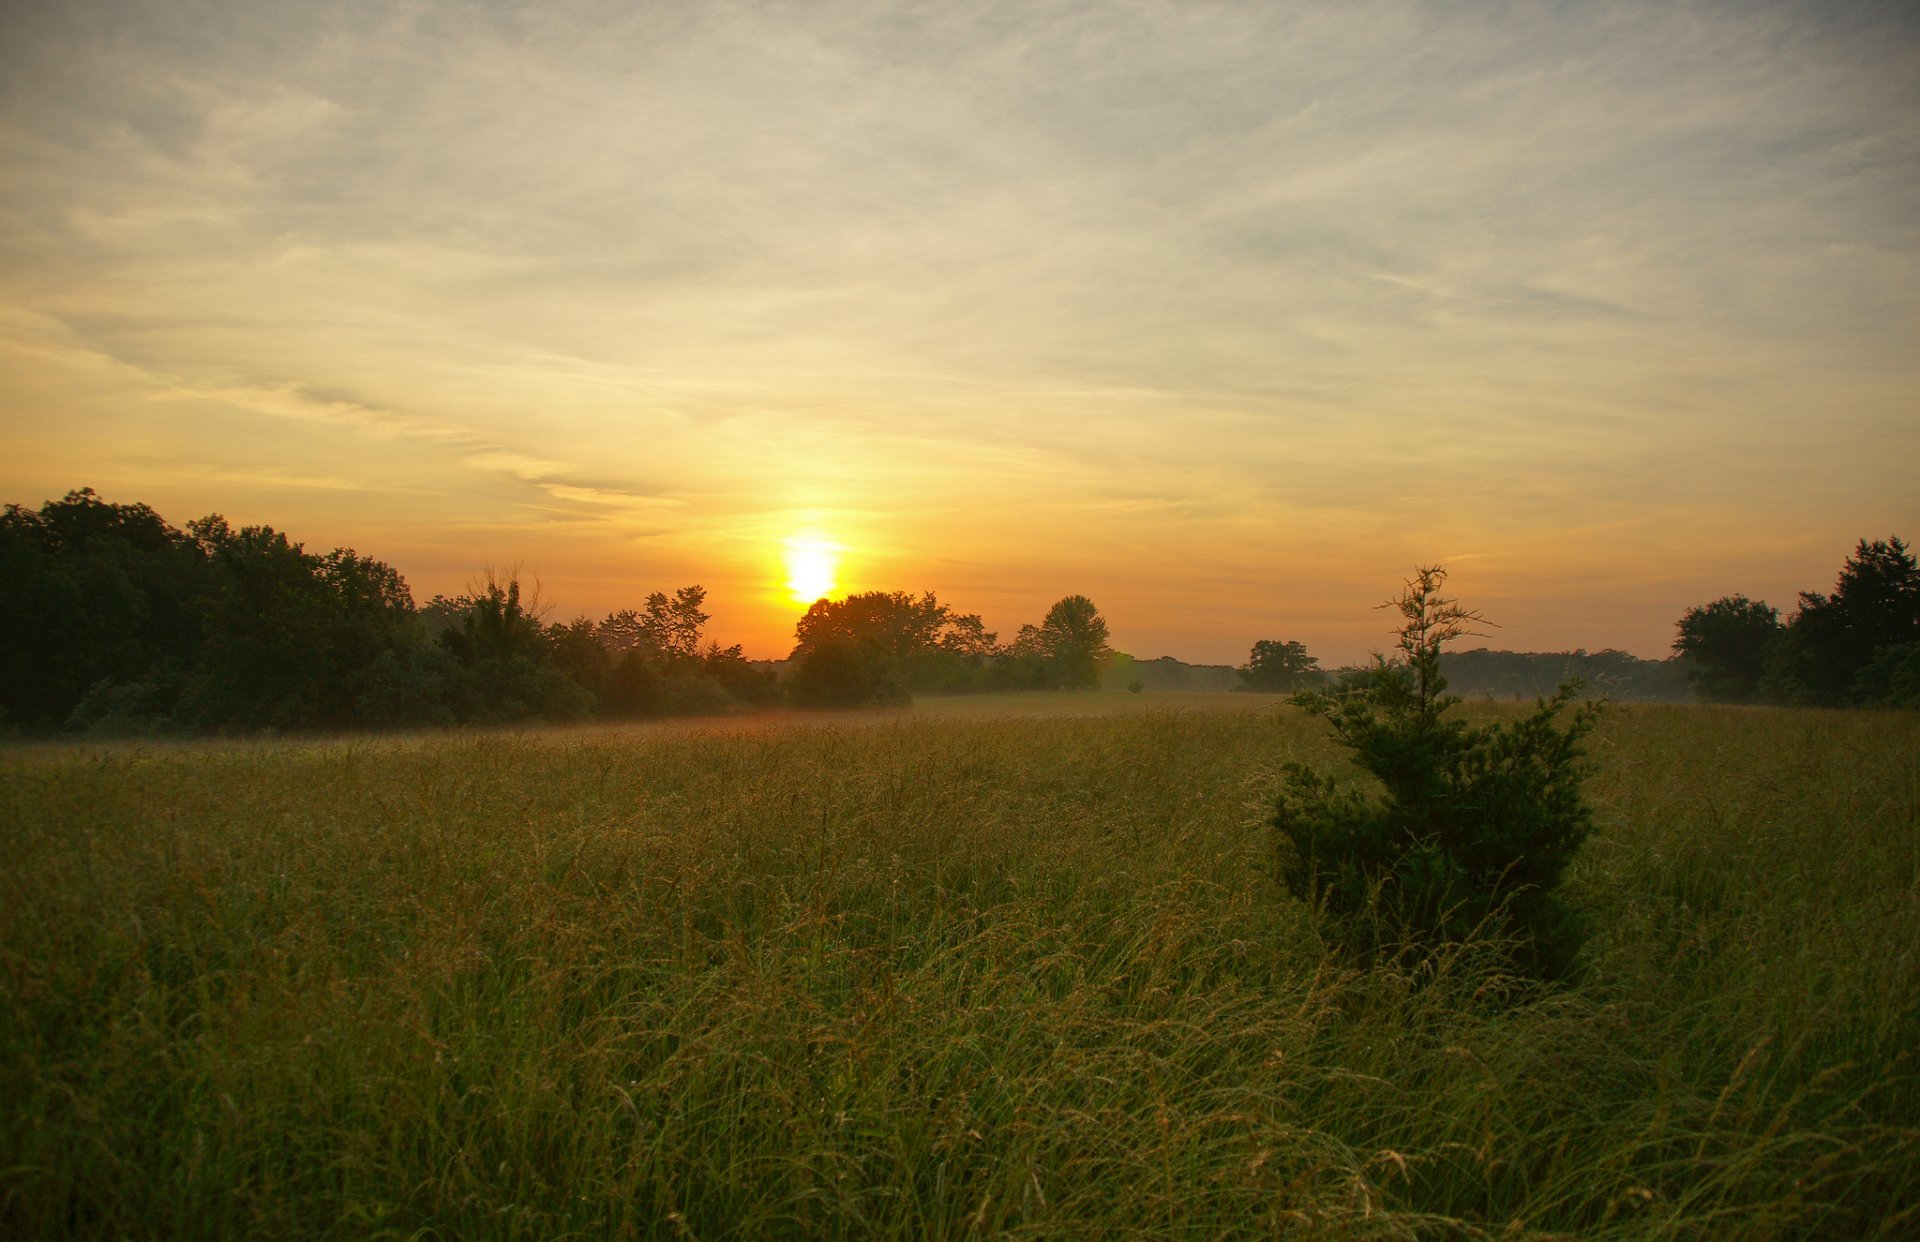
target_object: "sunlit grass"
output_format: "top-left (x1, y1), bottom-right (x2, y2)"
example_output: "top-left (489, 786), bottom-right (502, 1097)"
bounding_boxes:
top-left (2, 700), bottom-right (1916, 1238)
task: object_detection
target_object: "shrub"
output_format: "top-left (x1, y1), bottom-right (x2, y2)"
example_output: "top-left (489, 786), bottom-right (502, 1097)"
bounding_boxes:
top-left (1273, 567), bottom-right (1601, 979)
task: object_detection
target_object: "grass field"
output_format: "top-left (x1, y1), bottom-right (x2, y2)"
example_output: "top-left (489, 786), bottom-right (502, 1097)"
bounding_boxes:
top-left (3, 696), bottom-right (1917, 1238)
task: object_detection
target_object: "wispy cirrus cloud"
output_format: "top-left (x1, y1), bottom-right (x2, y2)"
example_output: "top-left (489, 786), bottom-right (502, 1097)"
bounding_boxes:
top-left (1, 0), bottom-right (1916, 659)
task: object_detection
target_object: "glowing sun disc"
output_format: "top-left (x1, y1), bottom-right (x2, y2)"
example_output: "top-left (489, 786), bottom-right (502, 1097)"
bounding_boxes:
top-left (784, 538), bottom-right (839, 605)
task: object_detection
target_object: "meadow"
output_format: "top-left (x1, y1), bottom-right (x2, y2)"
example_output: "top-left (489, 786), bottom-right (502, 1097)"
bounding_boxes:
top-left (2, 695), bottom-right (1916, 1239)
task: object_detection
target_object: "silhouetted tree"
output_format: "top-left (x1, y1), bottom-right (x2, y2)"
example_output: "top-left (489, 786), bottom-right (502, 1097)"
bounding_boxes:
top-left (1854, 642), bottom-right (1920, 709)
top-left (596, 608), bottom-right (649, 654)
top-left (548, 616), bottom-right (612, 693)
top-left (700, 642), bottom-right (779, 707)
top-left (0, 488), bottom-right (794, 732)
top-left (1441, 648), bottom-right (1689, 703)
top-left (1240, 639), bottom-right (1321, 693)
top-left (1672, 595), bottom-right (1781, 703)
top-left (1031, 594), bottom-right (1111, 690)
top-left (432, 569), bottom-right (590, 723)
top-left (788, 633), bottom-right (909, 709)
top-left (789, 590), bottom-right (995, 704)
top-left (640, 585), bottom-right (712, 662)
top-left (581, 586), bottom-right (748, 717)
top-left (438, 569), bottom-right (546, 665)
top-left (183, 516), bottom-right (417, 729)
top-left (0, 489), bottom-right (207, 731)
top-left (1761, 537), bottom-right (1919, 706)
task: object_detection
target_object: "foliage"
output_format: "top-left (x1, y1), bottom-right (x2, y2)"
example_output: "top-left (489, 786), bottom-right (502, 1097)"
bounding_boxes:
top-left (0, 491), bottom-right (425, 733)
top-left (637, 584), bottom-right (713, 662)
top-left (1761, 536), bottom-right (1919, 706)
top-left (1853, 641), bottom-right (1920, 709)
top-left (421, 571), bottom-right (592, 724)
top-left (788, 633), bottom-right (911, 709)
top-left (1116, 654), bottom-right (1242, 693)
top-left (1275, 568), bottom-right (1601, 979)
top-left (183, 517), bottom-right (419, 729)
top-left (700, 642), bottom-right (781, 707)
top-left (788, 590), bottom-right (996, 706)
top-left (1239, 639), bottom-right (1321, 693)
top-left (1672, 595), bottom-right (1780, 703)
top-left (0, 488), bottom-right (205, 730)
top-left (578, 586), bottom-right (774, 717)
top-left (0, 488), bottom-right (785, 732)
top-left (353, 644), bottom-right (467, 729)
top-left (1672, 537), bottom-right (1919, 710)
top-left (1019, 594), bottom-right (1112, 690)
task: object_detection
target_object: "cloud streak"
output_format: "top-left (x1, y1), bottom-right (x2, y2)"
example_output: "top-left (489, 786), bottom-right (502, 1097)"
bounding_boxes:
top-left (1, 0), bottom-right (1916, 660)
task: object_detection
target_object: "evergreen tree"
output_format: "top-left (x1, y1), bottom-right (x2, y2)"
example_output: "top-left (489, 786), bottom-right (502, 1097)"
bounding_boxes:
top-left (1273, 568), bottom-right (1601, 980)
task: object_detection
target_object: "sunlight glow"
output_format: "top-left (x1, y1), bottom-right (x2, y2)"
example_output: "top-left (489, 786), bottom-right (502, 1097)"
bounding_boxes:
top-left (783, 536), bottom-right (840, 606)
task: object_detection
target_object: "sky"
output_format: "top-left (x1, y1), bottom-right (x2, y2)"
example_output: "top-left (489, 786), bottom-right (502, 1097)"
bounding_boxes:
top-left (2, 0), bottom-right (1916, 665)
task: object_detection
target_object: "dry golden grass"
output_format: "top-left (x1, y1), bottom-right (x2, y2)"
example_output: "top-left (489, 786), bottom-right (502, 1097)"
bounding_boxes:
top-left (3, 698), bottom-right (1916, 1238)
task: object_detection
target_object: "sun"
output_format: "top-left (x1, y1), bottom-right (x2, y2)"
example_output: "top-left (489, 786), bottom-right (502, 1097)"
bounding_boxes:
top-left (783, 536), bottom-right (840, 606)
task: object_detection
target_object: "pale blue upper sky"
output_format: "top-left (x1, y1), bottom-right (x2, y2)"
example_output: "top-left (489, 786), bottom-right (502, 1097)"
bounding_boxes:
top-left (2, 0), bottom-right (1915, 661)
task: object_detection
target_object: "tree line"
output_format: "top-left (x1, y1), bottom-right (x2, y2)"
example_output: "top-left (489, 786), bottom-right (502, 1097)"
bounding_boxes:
top-left (0, 489), bottom-right (1116, 735)
top-left (1235, 637), bottom-right (1689, 702)
top-left (1673, 536), bottom-right (1918, 708)
top-left (8, 490), bottom-right (1903, 736)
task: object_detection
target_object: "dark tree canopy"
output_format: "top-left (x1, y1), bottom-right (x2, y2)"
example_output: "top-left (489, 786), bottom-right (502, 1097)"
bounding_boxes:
top-left (1762, 537), bottom-right (1919, 706)
top-left (184, 517), bottom-right (419, 729)
top-left (788, 590), bottom-right (996, 707)
top-left (1673, 595), bottom-right (1781, 703)
top-left (639, 585), bottom-right (712, 662)
top-left (1671, 535), bottom-right (1917, 709)
top-left (1440, 648), bottom-right (1689, 702)
top-left (0, 489), bottom-right (204, 730)
top-left (787, 633), bottom-right (909, 710)
top-left (1024, 594), bottom-right (1111, 690)
top-left (527, 584), bottom-right (769, 722)
top-left (0, 490), bottom-right (784, 734)
top-left (1, 490), bottom-right (420, 733)
top-left (795, 591), bottom-right (950, 662)
top-left (423, 570), bottom-right (591, 724)
top-left (1240, 639), bottom-right (1321, 693)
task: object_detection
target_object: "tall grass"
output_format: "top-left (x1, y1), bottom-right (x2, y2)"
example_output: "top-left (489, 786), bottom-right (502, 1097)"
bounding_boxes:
top-left (3, 700), bottom-right (1916, 1238)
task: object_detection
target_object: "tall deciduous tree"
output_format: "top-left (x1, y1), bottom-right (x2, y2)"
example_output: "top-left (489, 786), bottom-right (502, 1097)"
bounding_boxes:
top-left (1763, 537), bottom-right (1919, 705)
top-left (431, 569), bottom-right (590, 723)
top-left (640, 585), bottom-right (712, 662)
top-left (789, 591), bottom-right (995, 705)
top-left (1240, 639), bottom-right (1321, 693)
top-left (1031, 595), bottom-right (1111, 690)
top-left (1672, 595), bottom-right (1781, 703)
top-left (0, 488), bottom-right (205, 730)
top-left (186, 516), bottom-right (418, 729)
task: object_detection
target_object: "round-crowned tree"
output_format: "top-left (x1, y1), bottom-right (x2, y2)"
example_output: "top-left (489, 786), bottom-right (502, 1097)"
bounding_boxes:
top-left (1035, 594), bottom-right (1111, 690)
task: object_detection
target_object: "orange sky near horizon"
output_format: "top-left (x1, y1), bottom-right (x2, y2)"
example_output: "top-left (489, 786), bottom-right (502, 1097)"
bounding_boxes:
top-left (2, 2), bottom-right (1915, 667)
